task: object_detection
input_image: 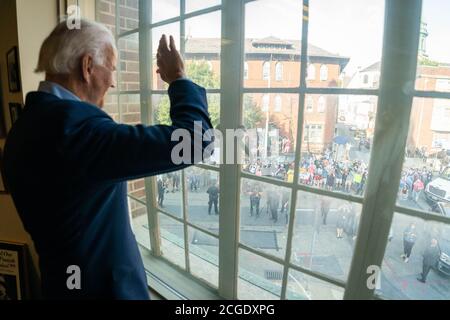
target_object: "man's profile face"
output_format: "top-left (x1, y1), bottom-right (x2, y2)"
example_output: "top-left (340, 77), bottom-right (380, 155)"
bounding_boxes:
top-left (89, 45), bottom-right (117, 108)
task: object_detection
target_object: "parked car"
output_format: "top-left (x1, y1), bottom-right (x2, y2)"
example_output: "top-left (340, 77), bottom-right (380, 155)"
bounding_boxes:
top-left (432, 202), bottom-right (450, 276)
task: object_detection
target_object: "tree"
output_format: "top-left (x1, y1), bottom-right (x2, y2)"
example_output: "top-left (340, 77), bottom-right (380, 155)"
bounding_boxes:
top-left (155, 60), bottom-right (263, 129)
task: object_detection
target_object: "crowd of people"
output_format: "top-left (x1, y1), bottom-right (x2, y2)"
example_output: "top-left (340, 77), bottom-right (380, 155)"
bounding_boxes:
top-left (398, 166), bottom-right (433, 204)
top-left (243, 147), bottom-right (370, 196)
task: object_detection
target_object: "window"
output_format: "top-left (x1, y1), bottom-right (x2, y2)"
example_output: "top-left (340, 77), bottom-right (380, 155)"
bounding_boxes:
top-left (318, 96), bottom-right (326, 113)
top-left (275, 62), bottom-right (283, 81)
top-left (320, 64), bottom-right (328, 81)
top-left (307, 64), bottom-right (316, 80)
top-left (275, 95), bottom-right (282, 112)
top-left (363, 74), bottom-right (369, 84)
top-left (306, 96), bottom-right (314, 112)
top-left (263, 61), bottom-right (270, 80)
top-left (244, 62), bottom-right (249, 80)
top-left (95, 0), bottom-right (450, 300)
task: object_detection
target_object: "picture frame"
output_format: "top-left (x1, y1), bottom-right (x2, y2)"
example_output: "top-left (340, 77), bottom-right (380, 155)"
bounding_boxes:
top-left (0, 66), bottom-right (7, 138)
top-left (0, 147), bottom-right (7, 194)
top-left (0, 241), bottom-right (29, 300)
top-left (9, 102), bottom-right (22, 125)
top-left (6, 46), bottom-right (21, 93)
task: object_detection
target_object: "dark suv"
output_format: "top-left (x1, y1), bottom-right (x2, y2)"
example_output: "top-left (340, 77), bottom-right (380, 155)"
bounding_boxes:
top-left (434, 202), bottom-right (450, 276)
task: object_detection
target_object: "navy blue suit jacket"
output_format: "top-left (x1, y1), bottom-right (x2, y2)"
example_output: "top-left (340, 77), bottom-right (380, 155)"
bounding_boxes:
top-left (2, 80), bottom-right (213, 299)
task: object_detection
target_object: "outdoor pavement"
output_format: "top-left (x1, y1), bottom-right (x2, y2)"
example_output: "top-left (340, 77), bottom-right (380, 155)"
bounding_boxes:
top-left (130, 147), bottom-right (450, 300)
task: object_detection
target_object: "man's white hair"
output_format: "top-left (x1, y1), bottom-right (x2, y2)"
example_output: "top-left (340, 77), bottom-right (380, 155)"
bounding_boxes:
top-left (35, 19), bottom-right (117, 75)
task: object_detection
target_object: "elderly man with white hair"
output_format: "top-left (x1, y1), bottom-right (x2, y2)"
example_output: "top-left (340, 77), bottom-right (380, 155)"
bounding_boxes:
top-left (3, 19), bottom-right (213, 299)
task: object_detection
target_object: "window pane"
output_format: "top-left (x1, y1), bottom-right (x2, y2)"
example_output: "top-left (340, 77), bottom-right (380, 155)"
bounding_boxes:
top-left (103, 93), bottom-right (119, 122)
top-left (291, 191), bottom-right (362, 282)
top-left (128, 178), bottom-right (146, 204)
top-left (186, 0), bottom-right (221, 14)
top-left (152, 0), bottom-right (179, 23)
top-left (299, 95), bottom-right (378, 198)
top-left (378, 212), bottom-right (450, 299)
top-left (186, 167), bottom-right (220, 235)
top-left (286, 269), bottom-right (344, 300)
top-left (156, 173), bottom-right (183, 218)
top-left (238, 249), bottom-right (282, 300)
top-left (128, 197), bottom-right (151, 251)
top-left (118, 33), bottom-right (140, 91)
top-left (185, 11), bottom-right (221, 89)
top-left (159, 212), bottom-right (186, 269)
top-left (118, 0), bottom-right (139, 34)
top-left (308, 0), bottom-right (384, 89)
top-left (152, 94), bottom-right (170, 125)
top-left (152, 23), bottom-right (180, 90)
top-left (96, 0), bottom-right (116, 35)
top-left (397, 98), bottom-right (450, 215)
top-left (242, 93), bottom-right (298, 181)
top-left (189, 227), bottom-right (219, 288)
top-left (244, 0), bottom-right (302, 88)
top-left (240, 179), bottom-right (291, 259)
top-left (119, 94), bottom-right (141, 124)
top-left (416, 0), bottom-right (450, 92)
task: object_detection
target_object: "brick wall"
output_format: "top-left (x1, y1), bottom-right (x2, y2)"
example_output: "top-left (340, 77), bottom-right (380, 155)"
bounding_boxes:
top-left (97, 0), bottom-right (145, 217)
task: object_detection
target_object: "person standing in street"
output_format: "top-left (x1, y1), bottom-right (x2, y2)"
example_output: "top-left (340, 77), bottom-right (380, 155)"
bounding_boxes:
top-left (320, 198), bottom-right (330, 225)
top-left (401, 223), bottom-right (417, 263)
top-left (157, 177), bottom-right (166, 208)
top-left (249, 185), bottom-right (262, 217)
top-left (207, 182), bottom-right (220, 215)
top-left (417, 238), bottom-right (441, 283)
top-left (268, 192), bottom-right (280, 223)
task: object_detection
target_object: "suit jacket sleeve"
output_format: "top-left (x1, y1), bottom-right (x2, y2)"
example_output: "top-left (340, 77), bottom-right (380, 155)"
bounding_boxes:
top-left (61, 79), bottom-right (214, 184)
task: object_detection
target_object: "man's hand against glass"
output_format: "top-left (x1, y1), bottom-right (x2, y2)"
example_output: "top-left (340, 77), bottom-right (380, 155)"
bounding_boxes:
top-left (156, 34), bottom-right (186, 85)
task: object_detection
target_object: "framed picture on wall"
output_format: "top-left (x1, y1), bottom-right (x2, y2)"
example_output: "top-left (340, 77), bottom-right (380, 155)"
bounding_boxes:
top-left (0, 66), bottom-right (6, 138)
top-left (9, 103), bottom-right (22, 125)
top-left (0, 147), bottom-right (7, 194)
top-left (0, 148), bottom-right (8, 194)
top-left (6, 46), bottom-right (21, 93)
top-left (0, 241), bottom-right (29, 300)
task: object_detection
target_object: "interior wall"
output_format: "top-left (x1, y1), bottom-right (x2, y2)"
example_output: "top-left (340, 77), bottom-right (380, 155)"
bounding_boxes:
top-left (0, 0), bottom-right (57, 298)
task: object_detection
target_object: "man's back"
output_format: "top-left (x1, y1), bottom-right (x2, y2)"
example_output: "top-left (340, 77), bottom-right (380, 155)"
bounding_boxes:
top-left (3, 80), bottom-right (213, 299)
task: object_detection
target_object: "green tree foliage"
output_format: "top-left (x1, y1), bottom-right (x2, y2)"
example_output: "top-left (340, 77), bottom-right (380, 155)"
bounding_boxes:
top-left (154, 60), bottom-right (263, 129)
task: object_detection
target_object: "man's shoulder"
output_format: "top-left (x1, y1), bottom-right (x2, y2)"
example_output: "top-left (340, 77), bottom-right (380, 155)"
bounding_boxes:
top-left (26, 91), bottom-right (111, 121)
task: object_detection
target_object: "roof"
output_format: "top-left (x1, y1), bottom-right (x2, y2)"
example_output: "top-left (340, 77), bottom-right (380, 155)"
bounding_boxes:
top-left (184, 37), bottom-right (349, 60)
top-left (361, 61), bottom-right (381, 72)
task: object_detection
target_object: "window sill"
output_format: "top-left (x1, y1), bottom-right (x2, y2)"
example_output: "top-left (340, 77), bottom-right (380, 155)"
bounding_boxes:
top-left (138, 245), bottom-right (224, 300)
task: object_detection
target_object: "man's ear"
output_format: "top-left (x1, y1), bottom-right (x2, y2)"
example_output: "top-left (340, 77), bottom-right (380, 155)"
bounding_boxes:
top-left (81, 54), bottom-right (94, 83)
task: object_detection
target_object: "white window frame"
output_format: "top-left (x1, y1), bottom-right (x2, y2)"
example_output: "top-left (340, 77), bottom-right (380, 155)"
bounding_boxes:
top-left (101, 0), bottom-right (450, 300)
